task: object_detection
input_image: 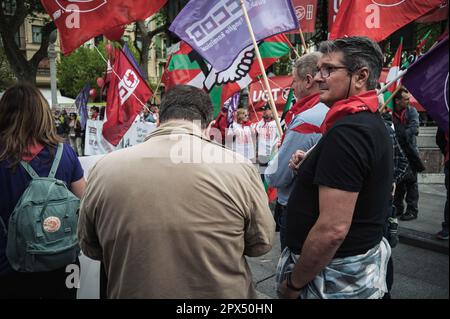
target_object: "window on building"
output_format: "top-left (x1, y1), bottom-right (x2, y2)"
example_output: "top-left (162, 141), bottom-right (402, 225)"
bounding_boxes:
top-left (32, 25), bottom-right (43, 44)
top-left (14, 32), bottom-right (21, 48)
top-left (2, 0), bottom-right (16, 15)
top-left (135, 35), bottom-right (143, 51)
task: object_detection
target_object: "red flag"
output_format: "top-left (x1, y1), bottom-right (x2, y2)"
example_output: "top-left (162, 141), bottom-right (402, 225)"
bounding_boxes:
top-left (328, 0), bottom-right (343, 33)
top-left (330, 0), bottom-right (442, 42)
top-left (417, 1), bottom-right (448, 23)
top-left (40, 0), bottom-right (168, 55)
top-left (248, 76), bottom-right (293, 122)
top-left (103, 49), bottom-right (153, 146)
top-left (288, 0), bottom-right (318, 33)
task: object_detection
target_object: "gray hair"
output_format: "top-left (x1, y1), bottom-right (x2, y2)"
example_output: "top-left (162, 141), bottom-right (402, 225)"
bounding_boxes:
top-left (294, 52), bottom-right (322, 80)
top-left (318, 36), bottom-right (383, 90)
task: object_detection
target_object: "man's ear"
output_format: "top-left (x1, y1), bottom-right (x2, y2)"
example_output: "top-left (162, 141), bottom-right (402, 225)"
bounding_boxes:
top-left (354, 67), bottom-right (370, 90)
top-left (305, 74), bottom-right (314, 89)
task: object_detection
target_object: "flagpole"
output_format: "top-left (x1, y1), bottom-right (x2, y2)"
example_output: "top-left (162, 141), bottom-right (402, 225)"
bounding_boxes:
top-left (299, 28), bottom-right (308, 54)
top-left (286, 39), bottom-right (301, 59)
top-left (378, 69), bottom-right (408, 95)
top-left (239, 0), bottom-right (283, 138)
top-left (379, 85), bottom-right (403, 113)
top-left (152, 75), bottom-right (164, 104)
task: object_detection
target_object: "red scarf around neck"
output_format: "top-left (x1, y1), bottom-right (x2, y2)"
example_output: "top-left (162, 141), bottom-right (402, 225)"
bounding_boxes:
top-left (240, 120), bottom-right (252, 127)
top-left (285, 93), bottom-right (321, 128)
top-left (320, 90), bottom-right (379, 134)
top-left (393, 108), bottom-right (407, 125)
top-left (22, 142), bottom-right (44, 161)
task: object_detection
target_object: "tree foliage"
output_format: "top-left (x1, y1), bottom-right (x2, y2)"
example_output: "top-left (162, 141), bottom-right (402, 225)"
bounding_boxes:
top-left (57, 42), bottom-right (108, 99)
top-left (0, 46), bottom-right (15, 90)
top-left (0, 0), bottom-right (56, 83)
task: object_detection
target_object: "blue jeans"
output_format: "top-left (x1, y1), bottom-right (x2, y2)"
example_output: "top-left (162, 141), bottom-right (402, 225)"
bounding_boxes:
top-left (275, 202), bottom-right (288, 251)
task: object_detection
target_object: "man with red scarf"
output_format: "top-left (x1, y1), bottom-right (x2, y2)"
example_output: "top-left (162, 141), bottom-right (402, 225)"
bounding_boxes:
top-left (265, 52), bottom-right (328, 250)
top-left (392, 87), bottom-right (422, 221)
top-left (277, 37), bottom-right (392, 299)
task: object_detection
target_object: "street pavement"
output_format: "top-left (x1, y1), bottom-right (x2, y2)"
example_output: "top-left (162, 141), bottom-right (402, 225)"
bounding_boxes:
top-left (248, 181), bottom-right (449, 299)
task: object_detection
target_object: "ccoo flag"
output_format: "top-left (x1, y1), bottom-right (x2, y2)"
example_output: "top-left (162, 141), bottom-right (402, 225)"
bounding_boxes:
top-left (403, 37), bottom-right (449, 133)
top-left (162, 34), bottom-right (291, 117)
top-left (169, 0), bottom-right (298, 72)
top-left (330, 0), bottom-right (442, 42)
top-left (40, 0), bottom-right (167, 55)
top-left (103, 49), bottom-right (153, 146)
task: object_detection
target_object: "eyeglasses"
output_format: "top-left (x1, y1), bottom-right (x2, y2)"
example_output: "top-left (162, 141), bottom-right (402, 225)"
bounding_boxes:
top-left (315, 65), bottom-right (349, 78)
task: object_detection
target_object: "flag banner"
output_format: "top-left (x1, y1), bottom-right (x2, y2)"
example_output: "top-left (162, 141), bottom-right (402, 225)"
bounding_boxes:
top-left (103, 49), bottom-right (153, 146)
top-left (248, 75), bottom-right (293, 122)
top-left (383, 39), bottom-right (404, 110)
top-left (386, 40), bottom-right (403, 94)
top-left (328, 0), bottom-right (343, 33)
top-left (379, 68), bottom-right (425, 112)
top-left (169, 0), bottom-right (298, 71)
top-left (162, 34), bottom-right (291, 117)
top-left (403, 37), bottom-right (449, 132)
top-left (330, 0), bottom-right (442, 42)
top-left (123, 43), bottom-right (146, 79)
top-left (84, 119), bottom-right (156, 155)
top-left (40, 0), bottom-right (167, 55)
top-left (75, 83), bottom-right (91, 129)
top-left (417, 0), bottom-right (448, 23)
top-left (225, 93), bottom-right (241, 126)
top-left (288, 0), bottom-right (318, 34)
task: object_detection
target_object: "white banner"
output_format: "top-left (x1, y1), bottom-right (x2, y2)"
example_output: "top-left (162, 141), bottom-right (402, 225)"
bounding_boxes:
top-left (84, 120), bottom-right (157, 156)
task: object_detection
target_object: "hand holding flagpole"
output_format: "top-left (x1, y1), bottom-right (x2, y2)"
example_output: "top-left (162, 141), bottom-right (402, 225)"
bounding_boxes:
top-left (239, 0), bottom-right (283, 138)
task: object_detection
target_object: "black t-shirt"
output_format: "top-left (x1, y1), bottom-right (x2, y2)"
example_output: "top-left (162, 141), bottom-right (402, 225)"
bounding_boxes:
top-left (286, 111), bottom-right (393, 258)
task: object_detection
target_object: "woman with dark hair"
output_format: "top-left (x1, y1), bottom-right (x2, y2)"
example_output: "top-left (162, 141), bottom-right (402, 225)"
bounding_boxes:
top-left (0, 84), bottom-right (86, 298)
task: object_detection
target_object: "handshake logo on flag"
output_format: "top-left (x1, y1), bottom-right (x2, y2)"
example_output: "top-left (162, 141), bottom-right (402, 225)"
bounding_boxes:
top-left (186, 0), bottom-right (241, 47)
top-left (118, 69), bottom-right (140, 105)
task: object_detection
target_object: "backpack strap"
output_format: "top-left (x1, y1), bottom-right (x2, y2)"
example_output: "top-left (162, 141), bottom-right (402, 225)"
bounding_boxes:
top-left (20, 161), bottom-right (39, 179)
top-left (48, 143), bottom-right (64, 178)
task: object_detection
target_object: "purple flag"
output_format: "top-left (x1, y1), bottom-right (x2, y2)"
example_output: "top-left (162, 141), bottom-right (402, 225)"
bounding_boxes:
top-left (403, 37), bottom-right (449, 133)
top-left (75, 83), bottom-right (91, 130)
top-left (169, 0), bottom-right (298, 71)
top-left (225, 92), bottom-right (240, 125)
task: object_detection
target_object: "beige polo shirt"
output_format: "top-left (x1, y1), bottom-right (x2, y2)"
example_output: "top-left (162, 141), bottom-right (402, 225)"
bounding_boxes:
top-left (78, 122), bottom-right (275, 298)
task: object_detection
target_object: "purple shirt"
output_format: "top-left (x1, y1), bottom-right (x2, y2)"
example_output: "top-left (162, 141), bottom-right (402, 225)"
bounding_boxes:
top-left (0, 143), bottom-right (84, 274)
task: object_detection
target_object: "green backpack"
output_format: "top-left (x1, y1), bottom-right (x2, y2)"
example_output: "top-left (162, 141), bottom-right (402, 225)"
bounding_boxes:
top-left (5, 143), bottom-right (80, 272)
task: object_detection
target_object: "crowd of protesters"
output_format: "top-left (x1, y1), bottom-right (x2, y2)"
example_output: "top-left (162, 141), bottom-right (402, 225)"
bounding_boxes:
top-left (51, 106), bottom-right (105, 157)
top-left (0, 36), bottom-right (448, 300)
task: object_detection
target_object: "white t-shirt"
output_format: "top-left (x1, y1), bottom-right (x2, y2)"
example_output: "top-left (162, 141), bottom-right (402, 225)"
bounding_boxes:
top-left (227, 122), bottom-right (255, 161)
top-left (253, 119), bottom-right (279, 163)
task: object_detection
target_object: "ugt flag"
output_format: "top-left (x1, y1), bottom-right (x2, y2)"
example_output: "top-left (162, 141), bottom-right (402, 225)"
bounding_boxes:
top-left (103, 49), bottom-right (153, 146)
top-left (169, 0), bottom-right (298, 71)
top-left (40, 0), bottom-right (167, 55)
top-left (330, 0), bottom-right (442, 42)
top-left (403, 37), bottom-right (449, 133)
top-left (162, 34), bottom-right (291, 117)
top-left (75, 83), bottom-right (91, 130)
